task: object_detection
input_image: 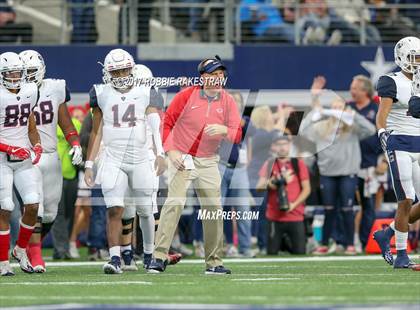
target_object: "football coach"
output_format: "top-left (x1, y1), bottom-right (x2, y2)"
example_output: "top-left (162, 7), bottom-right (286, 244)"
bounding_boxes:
top-left (148, 56), bottom-right (242, 275)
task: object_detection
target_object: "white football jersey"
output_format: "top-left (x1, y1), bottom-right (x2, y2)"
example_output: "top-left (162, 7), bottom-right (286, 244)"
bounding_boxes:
top-left (34, 79), bottom-right (69, 153)
top-left (91, 84), bottom-right (158, 164)
top-left (0, 82), bottom-right (38, 148)
top-left (377, 71), bottom-right (420, 136)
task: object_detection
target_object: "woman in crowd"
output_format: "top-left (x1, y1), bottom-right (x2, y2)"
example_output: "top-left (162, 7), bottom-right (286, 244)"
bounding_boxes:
top-left (299, 77), bottom-right (376, 255)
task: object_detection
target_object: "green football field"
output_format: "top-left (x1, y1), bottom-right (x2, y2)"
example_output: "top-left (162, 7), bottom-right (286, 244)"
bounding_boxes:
top-left (0, 256), bottom-right (419, 308)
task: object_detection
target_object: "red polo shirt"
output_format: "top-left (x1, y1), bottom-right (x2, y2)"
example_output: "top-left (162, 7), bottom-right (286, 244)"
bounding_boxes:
top-left (163, 86), bottom-right (242, 157)
top-left (259, 159), bottom-right (309, 222)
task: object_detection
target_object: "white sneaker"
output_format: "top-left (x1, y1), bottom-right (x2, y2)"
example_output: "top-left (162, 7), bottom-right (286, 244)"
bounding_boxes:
top-left (69, 242), bottom-right (80, 259)
top-left (99, 249), bottom-right (110, 261)
top-left (0, 261), bottom-right (14, 276)
top-left (12, 246), bottom-right (34, 274)
top-left (226, 245), bottom-right (239, 258)
top-left (193, 241), bottom-right (205, 258)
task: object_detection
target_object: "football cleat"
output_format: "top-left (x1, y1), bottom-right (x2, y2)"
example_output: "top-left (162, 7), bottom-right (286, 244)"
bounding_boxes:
top-left (373, 229), bottom-right (394, 265)
top-left (411, 264), bottom-right (420, 271)
top-left (103, 256), bottom-right (123, 274)
top-left (12, 246), bottom-right (34, 274)
top-left (146, 259), bottom-right (166, 274)
top-left (205, 265), bottom-right (231, 275)
top-left (168, 253), bottom-right (182, 265)
top-left (0, 261), bottom-right (14, 276)
top-left (28, 243), bottom-right (46, 273)
top-left (312, 246), bottom-right (328, 255)
top-left (393, 254), bottom-right (415, 269)
top-left (143, 253), bottom-right (152, 269)
top-left (121, 250), bottom-right (138, 271)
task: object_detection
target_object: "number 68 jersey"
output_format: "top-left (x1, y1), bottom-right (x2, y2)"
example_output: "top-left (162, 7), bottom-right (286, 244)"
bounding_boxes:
top-left (34, 79), bottom-right (70, 153)
top-left (90, 84), bottom-right (162, 164)
top-left (0, 82), bottom-right (38, 149)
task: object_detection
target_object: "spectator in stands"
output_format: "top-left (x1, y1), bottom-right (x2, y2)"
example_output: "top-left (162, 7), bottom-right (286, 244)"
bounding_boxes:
top-left (68, 0), bottom-right (98, 43)
top-left (0, 0), bottom-right (32, 43)
top-left (368, 0), bottom-right (418, 42)
top-left (219, 91), bottom-right (253, 257)
top-left (248, 105), bottom-right (290, 253)
top-left (239, 0), bottom-right (295, 43)
top-left (347, 75), bottom-right (382, 251)
top-left (327, 0), bottom-right (381, 44)
top-left (297, 0), bottom-right (343, 45)
top-left (256, 133), bottom-right (311, 255)
top-left (299, 76), bottom-right (376, 255)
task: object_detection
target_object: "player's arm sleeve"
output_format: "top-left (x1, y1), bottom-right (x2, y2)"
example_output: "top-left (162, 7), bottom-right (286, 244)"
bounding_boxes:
top-left (408, 95), bottom-right (420, 119)
top-left (376, 76), bottom-right (397, 103)
top-left (225, 96), bottom-right (242, 143)
top-left (89, 86), bottom-right (99, 108)
top-left (146, 112), bottom-right (164, 157)
top-left (148, 87), bottom-right (164, 110)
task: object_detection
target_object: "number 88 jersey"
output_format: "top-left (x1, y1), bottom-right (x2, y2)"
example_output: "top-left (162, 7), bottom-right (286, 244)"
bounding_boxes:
top-left (34, 79), bottom-right (70, 153)
top-left (0, 82), bottom-right (38, 149)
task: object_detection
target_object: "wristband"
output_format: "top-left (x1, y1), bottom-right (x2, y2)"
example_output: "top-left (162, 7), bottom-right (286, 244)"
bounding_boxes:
top-left (85, 160), bottom-right (94, 169)
top-left (65, 131), bottom-right (79, 144)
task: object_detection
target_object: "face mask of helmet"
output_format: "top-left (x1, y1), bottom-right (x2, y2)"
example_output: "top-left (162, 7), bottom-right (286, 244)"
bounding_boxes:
top-left (103, 67), bottom-right (134, 90)
top-left (1, 70), bottom-right (25, 90)
top-left (25, 66), bottom-right (45, 86)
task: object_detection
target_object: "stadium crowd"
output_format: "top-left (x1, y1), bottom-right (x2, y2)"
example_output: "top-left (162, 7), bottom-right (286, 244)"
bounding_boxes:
top-left (7, 71), bottom-right (419, 262)
top-left (0, 0), bottom-right (418, 44)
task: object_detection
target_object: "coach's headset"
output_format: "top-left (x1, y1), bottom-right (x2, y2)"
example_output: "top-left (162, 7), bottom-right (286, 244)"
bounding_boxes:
top-left (197, 55), bottom-right (227, 77)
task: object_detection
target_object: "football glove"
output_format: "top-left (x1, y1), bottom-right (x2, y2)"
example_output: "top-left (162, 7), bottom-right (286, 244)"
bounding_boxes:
top-left (0, 143), bottom-right (30, 160)
top-left (69, 145), bottom-right (83, 166)
top-left (378, 128), bottom-right (392, 153)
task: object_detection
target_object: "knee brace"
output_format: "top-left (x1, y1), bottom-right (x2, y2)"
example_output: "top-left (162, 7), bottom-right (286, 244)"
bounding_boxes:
top-left (122, 217), bottom-right (134, 236)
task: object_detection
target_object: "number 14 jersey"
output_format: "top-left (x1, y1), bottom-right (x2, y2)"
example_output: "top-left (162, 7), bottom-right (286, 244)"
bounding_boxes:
top-left (90, 84), bottom-right (161, 164)
top-left (0, 82), bottom-right (38, 149)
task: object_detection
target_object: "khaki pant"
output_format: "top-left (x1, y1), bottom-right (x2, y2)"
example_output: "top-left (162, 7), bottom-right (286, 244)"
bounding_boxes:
top-left (154, 155), bottom-right (224, 268)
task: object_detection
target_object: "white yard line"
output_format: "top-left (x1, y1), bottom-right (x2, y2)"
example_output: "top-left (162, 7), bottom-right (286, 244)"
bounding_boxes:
top-left (10, 255), bottom-right (407, 268)
top-left (0, 281), bottom-right (151, 286)
top-left (231, 278), bottom-right (300, 281)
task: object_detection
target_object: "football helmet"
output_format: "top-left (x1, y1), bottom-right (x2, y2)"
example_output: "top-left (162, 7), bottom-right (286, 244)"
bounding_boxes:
top-left (394, 36), bottom-right (420, 74)
top-left (0, 52), bottom-right (26, 90)
top-left (101, 49), bottom-right (135, 90)
top-left (132, 64), bottom-right (153, 86)
top-left (19, 50), bottom-right (46, 86)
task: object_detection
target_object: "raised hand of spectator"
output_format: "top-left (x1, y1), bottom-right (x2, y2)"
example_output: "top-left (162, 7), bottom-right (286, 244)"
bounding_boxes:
top-left (311, 75), bottom-right (327, 97)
